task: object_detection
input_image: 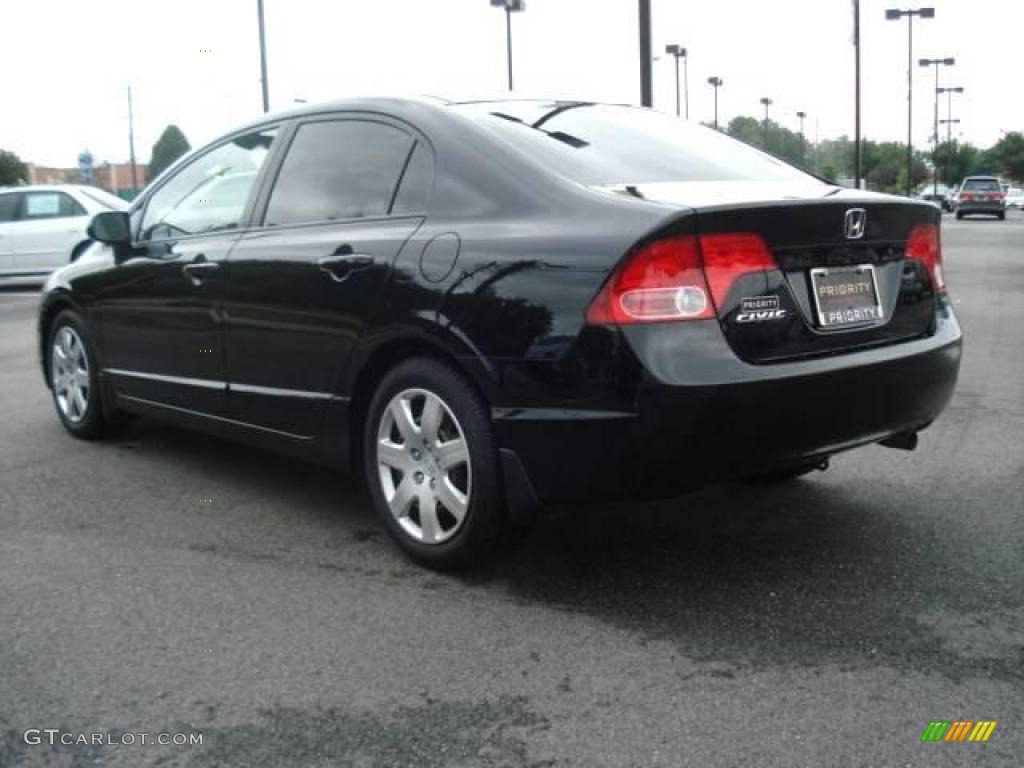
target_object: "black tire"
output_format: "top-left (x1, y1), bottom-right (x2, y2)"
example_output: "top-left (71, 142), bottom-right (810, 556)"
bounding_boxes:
top-left (997, 212), bottom-right (1006, 220)
top-left (955, 211), bottom-right (963, 220)
top-left (69, 240), bottom-right (91, 263)
top-left (47, 310), bottom-right (114, 439)
top-left (363, 357), bottom-right (506, 570)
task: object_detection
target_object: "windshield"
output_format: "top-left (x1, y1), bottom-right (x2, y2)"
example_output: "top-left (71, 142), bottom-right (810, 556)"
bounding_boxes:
top-left (79, 187), bottom-right (128, 210)
top-left (963, 178), bottom-right (1001, 191)
top-left (454, 101), bottom-right (824, 187)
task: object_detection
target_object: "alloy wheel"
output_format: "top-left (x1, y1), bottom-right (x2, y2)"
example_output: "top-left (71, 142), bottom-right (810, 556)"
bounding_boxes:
top-left (376, 388), bottom-right (472, 544)
top-left (51, 326), bottom-right (90, 424)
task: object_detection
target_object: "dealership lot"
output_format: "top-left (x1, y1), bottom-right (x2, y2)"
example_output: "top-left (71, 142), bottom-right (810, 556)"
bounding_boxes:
top-left (1, 214), bottom-right (1022, 767)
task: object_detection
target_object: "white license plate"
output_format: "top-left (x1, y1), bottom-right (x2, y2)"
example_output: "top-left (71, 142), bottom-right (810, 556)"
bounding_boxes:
top-left (809, 264), bottom-right (884, 328)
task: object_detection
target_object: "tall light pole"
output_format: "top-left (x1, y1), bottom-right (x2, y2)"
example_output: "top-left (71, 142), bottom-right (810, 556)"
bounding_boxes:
top-left (127, 86), bottom-right (138, 195)
top-left (257, 0), bottom-right (270, 112)
top-left (885, 7), bottom-right (935, 196)
top-left (707, 76), bottom-right (723, 129)
top-left (920, 56), bottom-right (955, 196)
top-left (940, 118), bottom-right (960, 144)
top-left (937, 86), bottom-right (964, 142)
top-left (760, 97), bottom-right (773, 150)
top-left (853, 0), bottom-right (862, 189)
top-left (490, 0), bottom-right (525, 91)
top-left (638, 0), bottom-right (653, 106)
top-left (664, 45), bottom-right (689, 118)
top-left (796, 110), bottom-right (807, 165)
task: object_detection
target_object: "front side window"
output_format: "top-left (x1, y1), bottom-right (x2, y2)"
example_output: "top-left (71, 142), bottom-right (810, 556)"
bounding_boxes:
top-left (0, 193), bottom-right (20, 223)
top-left (264, 120), bottom-right (414, 226)
top-left (140, 128), bottom-right (277, 241)
top-left (22, 191), bottom-right (86, 220)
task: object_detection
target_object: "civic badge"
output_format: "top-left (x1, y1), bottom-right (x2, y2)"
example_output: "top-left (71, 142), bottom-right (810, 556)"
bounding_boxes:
top-left (844, 208), bottom-right (867, 240)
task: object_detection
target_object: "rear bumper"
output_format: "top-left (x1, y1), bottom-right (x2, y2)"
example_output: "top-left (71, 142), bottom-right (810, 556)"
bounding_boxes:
top-left (494, 308), bottom-right (961, 504)
top-left (956, 202), bottom-right (1004, 215)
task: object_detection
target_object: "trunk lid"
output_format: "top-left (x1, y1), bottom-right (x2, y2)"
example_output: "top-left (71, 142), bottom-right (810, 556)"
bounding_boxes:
top-left (621, 183), bottom-right (943, 364)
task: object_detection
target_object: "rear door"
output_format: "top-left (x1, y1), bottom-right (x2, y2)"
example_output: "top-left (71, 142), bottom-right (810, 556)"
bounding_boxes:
top-left (225, 116), bottom-right (428, 436)
top-left (10, 190), bottom-right (88, 273)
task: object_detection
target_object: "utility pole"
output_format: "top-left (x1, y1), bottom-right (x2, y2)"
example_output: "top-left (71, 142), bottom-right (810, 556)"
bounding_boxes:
top-left (854, 0), bottom-right (862, 189)
top-left (920, 57), bottom-right (955, 196)
top-left (760, 97), bottom-right (773, 150)
top-left (639, 0), bottom-right (652, 107)
top-left (127, 85), bottom-right (138, 195)
top-left (257, 0), bottom-right (270, 112)
top-left (885, 7), bottom-right (935, 196)
top-left (707, 77), bottom-right (723, 129)
top-left (490, 1), bottom-right (525, 90)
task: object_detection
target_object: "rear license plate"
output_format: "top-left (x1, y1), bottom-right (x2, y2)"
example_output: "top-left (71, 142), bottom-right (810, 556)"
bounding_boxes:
top-left (809, 264), bottom-right (883, 328)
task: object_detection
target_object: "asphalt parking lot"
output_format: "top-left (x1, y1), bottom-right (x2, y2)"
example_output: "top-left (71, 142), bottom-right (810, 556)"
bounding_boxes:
top-left (1, 213), bottom-right (1022, 767)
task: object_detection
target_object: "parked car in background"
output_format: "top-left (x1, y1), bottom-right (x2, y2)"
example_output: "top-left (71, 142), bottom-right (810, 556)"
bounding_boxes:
top-left (917, 183), bottom-right (955, 212)
top-left (954, 176), bottom-right (1006, 220)
top-left (0, 185), bottom-right (128, 284)
top-left (1004, 187), bottom-right (1024, 210)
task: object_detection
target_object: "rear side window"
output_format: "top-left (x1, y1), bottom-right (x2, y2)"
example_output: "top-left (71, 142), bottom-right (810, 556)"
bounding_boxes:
top-left (0, 193), bottom-right (19, 223)
top-left (264, 120), bottom-right (414, 226)
top-left (456, 102), bottom-right (821, 186)
top-left (391, 142), bottom-right (433, 214)
top-left (963, 178), bottom-right (1000, 192)
top-left (22, 191), bottom-right (86, 220)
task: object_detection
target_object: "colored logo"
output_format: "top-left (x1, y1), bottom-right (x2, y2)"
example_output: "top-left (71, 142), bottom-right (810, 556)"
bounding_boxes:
top-left (921, 721), bottom-right (997, 742)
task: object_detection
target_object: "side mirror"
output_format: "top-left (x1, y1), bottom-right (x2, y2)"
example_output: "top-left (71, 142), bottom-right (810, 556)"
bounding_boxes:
top-left (87, 211), bottom-right (131, 245)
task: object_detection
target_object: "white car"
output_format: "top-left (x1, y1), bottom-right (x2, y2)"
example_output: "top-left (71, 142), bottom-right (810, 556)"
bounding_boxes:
top-left (1005, 187), bottom-right (1024, 210)
top-left (0, 184), bottom-right (129, 284)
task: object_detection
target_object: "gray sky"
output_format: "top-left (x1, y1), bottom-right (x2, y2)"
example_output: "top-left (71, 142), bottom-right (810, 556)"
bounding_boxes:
top-left (2, 0), bottom-right (1020, 167)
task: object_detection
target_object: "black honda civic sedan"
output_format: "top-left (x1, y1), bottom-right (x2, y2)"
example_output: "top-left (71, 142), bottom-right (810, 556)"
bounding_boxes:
top-left (39, 97), bottom-right (961, 568)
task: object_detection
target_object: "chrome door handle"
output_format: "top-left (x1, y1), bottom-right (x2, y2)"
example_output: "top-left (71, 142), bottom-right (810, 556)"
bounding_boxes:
top-left (182, 259), bottom-right (220, 285)
top-left (318, 254), bottom-right (375, 282)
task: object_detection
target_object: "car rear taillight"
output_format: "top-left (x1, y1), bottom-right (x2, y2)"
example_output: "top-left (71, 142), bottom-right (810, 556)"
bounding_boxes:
top-left (960, 191), bottom-right (974, 201)
top-left (585, 232), bottom-right (775, 325)
top-left (585, 236), bottom-right (712, 324)
top-left (906, 223), bottom-right (944, 292)
top-left (698, 233), bottom-right (775, 309)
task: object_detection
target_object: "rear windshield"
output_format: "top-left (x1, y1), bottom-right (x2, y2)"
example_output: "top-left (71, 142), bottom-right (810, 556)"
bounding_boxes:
top-left (454, 101), bottom-right (823, 187)
top-left (963, 178), bottom-right (1001, 191)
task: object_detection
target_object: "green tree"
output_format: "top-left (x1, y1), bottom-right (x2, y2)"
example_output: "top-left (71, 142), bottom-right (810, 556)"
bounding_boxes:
top-left (148, 125), bottom-right (191, 181)
top-left (726, 116), bottom-right (809, 170)
top-left (989, 131), bottom-right (1024, 182)
top-left (933, 141), bottom-right (978, 187)
top-left (0, 149), bottom-right (28, 185)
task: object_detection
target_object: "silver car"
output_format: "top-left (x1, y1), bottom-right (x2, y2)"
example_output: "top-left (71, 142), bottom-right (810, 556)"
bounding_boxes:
top-left (0, 185), bottom-right (128, 284)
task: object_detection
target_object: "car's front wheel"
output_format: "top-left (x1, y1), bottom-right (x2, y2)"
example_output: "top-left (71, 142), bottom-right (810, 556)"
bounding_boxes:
top-left (47, 310), bottom-right (114, 439)
top-left (363, 357), bottom-right (506, 570)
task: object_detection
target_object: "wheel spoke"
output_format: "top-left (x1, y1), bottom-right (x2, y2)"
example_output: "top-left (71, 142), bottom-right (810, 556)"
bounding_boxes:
top-left (387, 477), bottom-right (416, 519)
top-left (73, 388), bottom-right (88, 419)
top-left (419, 495), bottom-right (441, 543)
top-left (435, 437), bottom-right (468, 469)
top-left (419, 395), bottom-right (444, 443)
top-left (378, 440), bottom-right (410, 471)
top-left (436, 476), bottom-right (468, 522)
top-left (390, 397), bottom-right (419, 443)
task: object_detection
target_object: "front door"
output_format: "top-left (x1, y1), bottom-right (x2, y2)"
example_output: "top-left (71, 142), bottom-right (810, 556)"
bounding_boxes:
top-left (224, 117), bottom-right (424, 436)
top-left (97, 126), bottom-right (280, 416)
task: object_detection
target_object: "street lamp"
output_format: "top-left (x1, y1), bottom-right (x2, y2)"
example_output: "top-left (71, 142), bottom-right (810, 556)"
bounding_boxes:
top-left (937, 86), bottom-right (964, 142)
top-left (664, 44), bottom-right (689, 118)
top-left (796, 110), bottom-right (807, 137)
top-left (490, 0), bottom-right (526, 91)
top-left (885, 6), bottom-right (935, 196)
top-left (919, 56), bottom-right (955, 196)
top-left (707, 76), bottom-right (723, 129)
top-left (760, 97), bottom-right (773, 149)
top-left (257, 0), bottom-right (270, 112)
